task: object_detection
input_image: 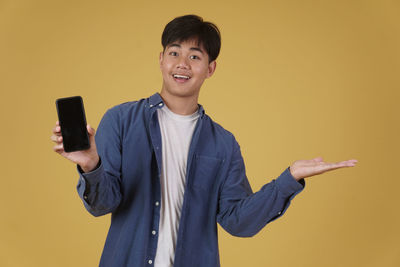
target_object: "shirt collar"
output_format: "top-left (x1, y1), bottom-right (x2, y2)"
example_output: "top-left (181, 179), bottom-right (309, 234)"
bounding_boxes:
top-left (149, 92), bottom-right (164, 107)
top-left (148, 92), bottom-right (205, 118)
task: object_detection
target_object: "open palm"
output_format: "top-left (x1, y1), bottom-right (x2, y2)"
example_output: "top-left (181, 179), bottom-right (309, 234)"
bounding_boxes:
top-left (290, 157), bottom-right (358, 181)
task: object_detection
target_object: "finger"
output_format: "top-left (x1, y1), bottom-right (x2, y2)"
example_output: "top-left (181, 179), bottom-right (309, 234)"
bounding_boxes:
top-left (50, 135), bottom-right (63, 143)
top-left (87, 124), bottom-right (96, 136)
top-left (347, 159), bottom-right (358, 163)
top-left (56, 121), bottom-right (60, 126)
top-left (303, 158), bottom-right (325, 167)
top-left (323, 161), bottom-right (355, 171)
top-left (52, 125), bottom-right (61, 135)
top-left (53, 143), bottom-right (64, 152)
top-left (313, 157), bottom-right (324, 162)
top-left (312, 164), bottom-right (341, 175)
top-left (318, 159), bottom-right (358, 169)
top-left (343, 161), bottom-right (357, 167)
top-left (337, 160), bottom-right (358, 166)
top-left (337, 159), bottom-right (358, 163)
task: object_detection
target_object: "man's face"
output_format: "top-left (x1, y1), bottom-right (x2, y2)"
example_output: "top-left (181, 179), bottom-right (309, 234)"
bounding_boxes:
top-left (159, 39), bottom-right (216, 99)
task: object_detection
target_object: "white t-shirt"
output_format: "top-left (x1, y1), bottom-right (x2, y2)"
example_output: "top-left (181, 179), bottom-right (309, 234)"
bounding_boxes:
top-left (154, 104), bottom-right (199, 267)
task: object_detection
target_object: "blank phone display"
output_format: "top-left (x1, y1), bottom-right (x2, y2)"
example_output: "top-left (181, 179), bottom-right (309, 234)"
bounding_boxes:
top-left (56, 96), bottom-right (90, 152)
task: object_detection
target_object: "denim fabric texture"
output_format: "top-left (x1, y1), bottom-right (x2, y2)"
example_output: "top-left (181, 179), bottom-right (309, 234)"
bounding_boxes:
top-left (77, 93), bottom-right (305, 267)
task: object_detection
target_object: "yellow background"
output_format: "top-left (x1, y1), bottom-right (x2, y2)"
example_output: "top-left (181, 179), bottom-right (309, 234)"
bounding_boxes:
top-left (1, 0), bottom-right (399, 266)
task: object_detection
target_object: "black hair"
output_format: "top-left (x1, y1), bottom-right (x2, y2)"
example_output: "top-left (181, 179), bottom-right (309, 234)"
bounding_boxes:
top-left (161, 15), bottom-right (221, 62)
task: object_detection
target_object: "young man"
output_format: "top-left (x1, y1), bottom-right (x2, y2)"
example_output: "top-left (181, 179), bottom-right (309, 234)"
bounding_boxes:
top-left (51, 15), bottom-right (357, 267)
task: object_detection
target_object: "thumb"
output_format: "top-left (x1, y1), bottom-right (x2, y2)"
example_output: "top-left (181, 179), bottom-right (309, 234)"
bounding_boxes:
top-left (87, 124), bottom-right (96, 137)
top-left (313, 157), bottom-right (324, 162)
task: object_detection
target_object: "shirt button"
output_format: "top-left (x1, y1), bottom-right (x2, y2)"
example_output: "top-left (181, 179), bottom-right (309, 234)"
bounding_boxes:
top-left (149, 104), bottom-right (153, 107)
top-left (158, 103), bottom-right (163, 107)
top-left (155, 201), bottom-right (160, 206)
top-left (83, 195), bottom-right (88, 200)
top-left (152, 230), bottom-right (156, 235)
top-left (148, 259), bottom-right (153, 264)
top-left (278, 211), bottom-right (282, 215)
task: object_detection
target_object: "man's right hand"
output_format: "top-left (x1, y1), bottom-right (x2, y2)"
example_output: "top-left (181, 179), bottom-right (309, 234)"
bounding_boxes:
top-left (51, 121), bottom-right (100, 173)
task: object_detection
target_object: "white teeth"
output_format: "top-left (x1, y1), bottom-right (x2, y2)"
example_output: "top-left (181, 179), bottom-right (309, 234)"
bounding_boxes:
top-left (173, 74), bottom-right (190, 79)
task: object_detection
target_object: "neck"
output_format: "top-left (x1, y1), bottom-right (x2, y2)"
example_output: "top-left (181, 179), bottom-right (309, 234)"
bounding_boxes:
top-left (159, 89), bottom-right (199, 115)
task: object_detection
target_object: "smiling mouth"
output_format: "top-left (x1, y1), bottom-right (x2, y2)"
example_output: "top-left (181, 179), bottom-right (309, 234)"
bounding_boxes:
top-left (173, 74), bottom-right (191, 80)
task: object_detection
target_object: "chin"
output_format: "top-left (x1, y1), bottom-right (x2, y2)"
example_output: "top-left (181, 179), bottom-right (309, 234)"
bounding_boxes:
top-left (165, 86), bottom-right (199, 98)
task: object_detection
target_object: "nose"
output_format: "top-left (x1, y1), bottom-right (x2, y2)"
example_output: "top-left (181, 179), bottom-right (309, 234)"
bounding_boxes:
top-left (177, 56), bottom-right (189, 69)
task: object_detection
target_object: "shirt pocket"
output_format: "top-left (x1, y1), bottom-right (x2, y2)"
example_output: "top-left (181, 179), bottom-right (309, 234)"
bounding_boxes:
top-left (190, 155), bottom-right (223, 191)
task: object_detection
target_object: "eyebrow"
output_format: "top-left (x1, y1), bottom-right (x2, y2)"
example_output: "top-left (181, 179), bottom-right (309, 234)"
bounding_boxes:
top-left (168, 43), bottom-right (204, 54)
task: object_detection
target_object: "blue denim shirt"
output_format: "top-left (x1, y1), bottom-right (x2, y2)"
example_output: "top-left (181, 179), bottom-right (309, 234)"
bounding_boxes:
top-left (77, 93), bottom-right (305, 267)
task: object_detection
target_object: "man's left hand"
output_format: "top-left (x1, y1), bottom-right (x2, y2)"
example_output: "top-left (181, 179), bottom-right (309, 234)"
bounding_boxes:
top-left (289, 157), bottom-right (358, 181)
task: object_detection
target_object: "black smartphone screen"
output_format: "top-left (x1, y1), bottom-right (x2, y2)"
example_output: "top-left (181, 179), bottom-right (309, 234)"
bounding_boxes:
top-left (56, 96), bottom-right (90, 152)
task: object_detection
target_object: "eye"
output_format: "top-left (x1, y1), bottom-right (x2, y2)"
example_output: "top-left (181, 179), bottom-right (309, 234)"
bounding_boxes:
top-left (169, 51), bottom-right (178, 56)
top-left (190, 55), bottom-right (200, 60)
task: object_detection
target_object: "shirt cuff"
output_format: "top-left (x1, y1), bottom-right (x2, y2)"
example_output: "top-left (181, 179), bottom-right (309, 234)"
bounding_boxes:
top-left (275, 167), bottom-right (305, 197)
top-left (77, 157), bottom-right (102, 173)
top-left (77, 157), bottom-right (103, 185)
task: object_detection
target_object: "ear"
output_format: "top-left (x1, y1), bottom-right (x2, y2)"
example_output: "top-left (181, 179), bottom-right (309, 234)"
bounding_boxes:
top-left (206, 60), bottom-right (217, 78)
top-left (159, 51), bottom-right (164, 67)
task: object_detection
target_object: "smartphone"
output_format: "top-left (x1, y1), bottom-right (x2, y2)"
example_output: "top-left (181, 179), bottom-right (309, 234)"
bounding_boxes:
top-left (55, 96), bottom-right (90, 152)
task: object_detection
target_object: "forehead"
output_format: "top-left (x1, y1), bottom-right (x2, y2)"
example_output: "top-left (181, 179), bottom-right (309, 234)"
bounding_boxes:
top-left (166, 39), bottom-right (205, 51)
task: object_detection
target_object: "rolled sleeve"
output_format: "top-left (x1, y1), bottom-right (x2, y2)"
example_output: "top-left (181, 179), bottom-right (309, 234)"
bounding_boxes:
top-left (275, 167), bottom-right (305, 197)
top-left (76, 159), bottom-right (104, 205)
top-left (266, 167), bottom-right (305, 223)
top-left (217, 138), bottom-right (306, 237)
